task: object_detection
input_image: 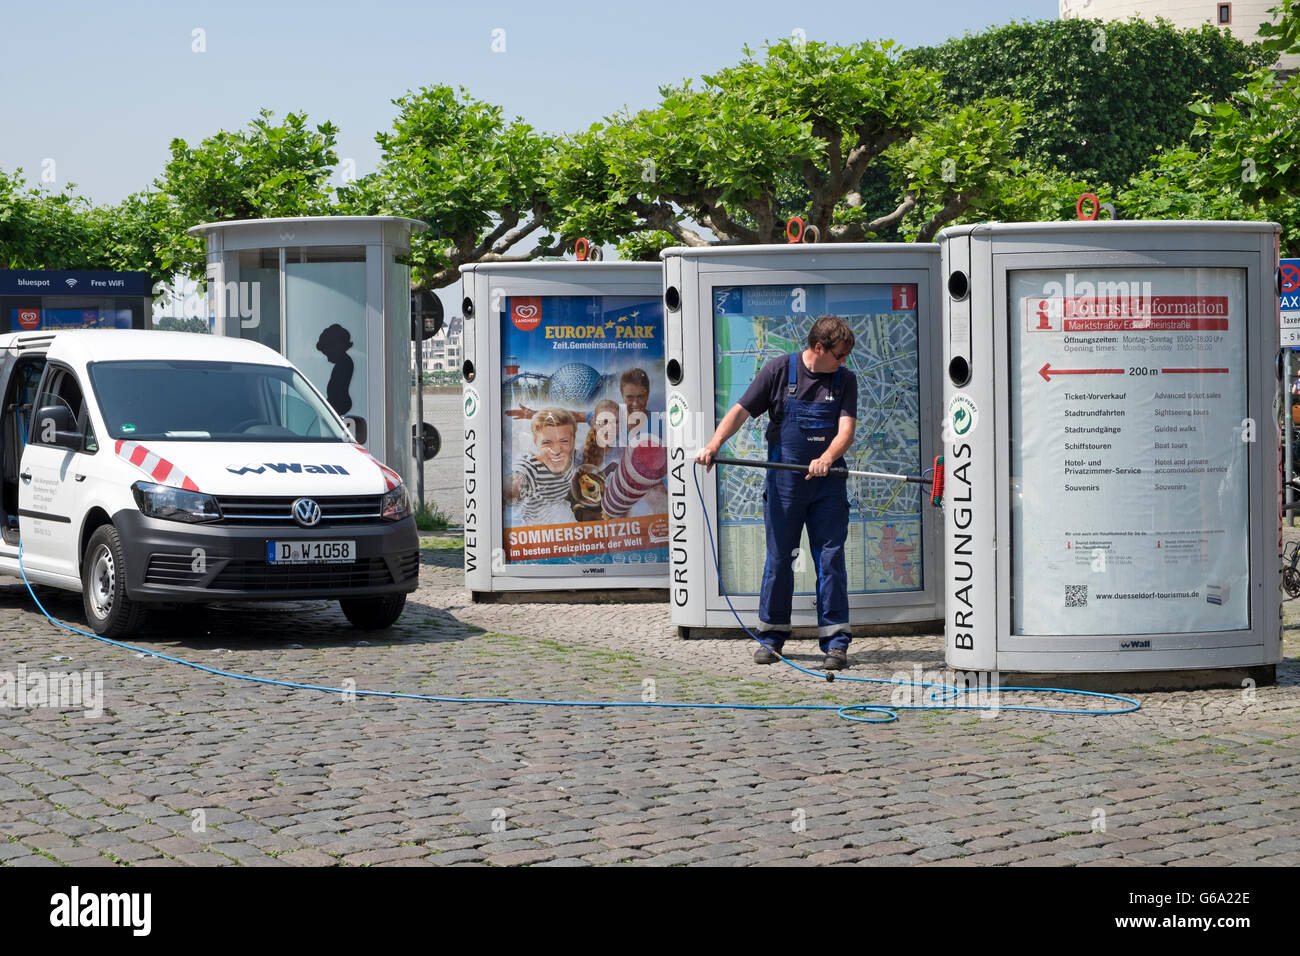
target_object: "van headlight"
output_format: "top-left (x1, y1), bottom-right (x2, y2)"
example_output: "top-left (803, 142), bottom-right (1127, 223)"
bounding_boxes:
top-left (380, 484), bottom-right (410, 521)
top-left (132, 481), bottom-right (222, 523)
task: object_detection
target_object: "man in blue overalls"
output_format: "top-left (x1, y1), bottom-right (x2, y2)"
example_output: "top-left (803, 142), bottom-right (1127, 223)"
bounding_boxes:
top-left (697, 316), bottom-right (858, 670)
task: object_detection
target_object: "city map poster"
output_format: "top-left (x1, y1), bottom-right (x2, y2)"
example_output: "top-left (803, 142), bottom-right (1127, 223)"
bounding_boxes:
top-left (711, 283), bottom-right (923, 595)
top-left (1008, 267), bottom-right (1250, 636)
top-left (500, 294), bottom-right (669, 565)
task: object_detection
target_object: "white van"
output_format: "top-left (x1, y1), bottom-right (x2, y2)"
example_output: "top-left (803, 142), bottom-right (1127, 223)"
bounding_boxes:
top-left (0, 329), bottom-right (419, 637)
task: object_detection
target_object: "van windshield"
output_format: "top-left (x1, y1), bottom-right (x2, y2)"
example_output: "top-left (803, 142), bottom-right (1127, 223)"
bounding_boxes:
top-left (88, 360), bottom-right (352, 442)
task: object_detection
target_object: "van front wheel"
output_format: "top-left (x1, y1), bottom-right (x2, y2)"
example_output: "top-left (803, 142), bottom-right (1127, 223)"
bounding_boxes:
top-left (82, 526), bottom-right (145, 638)
top-left (339, 594), bottom-right (406, 630)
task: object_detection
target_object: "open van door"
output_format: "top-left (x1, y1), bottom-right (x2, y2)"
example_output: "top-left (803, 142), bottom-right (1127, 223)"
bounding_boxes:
top-left (17, 363), bottom-right (92, 580)
top-left (0, 336), bottom-right (50, 559)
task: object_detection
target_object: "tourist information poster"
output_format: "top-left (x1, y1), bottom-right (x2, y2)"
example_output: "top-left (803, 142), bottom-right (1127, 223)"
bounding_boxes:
top-left (1008, 267), bottom-right (1250, 635)
top-left (711, 283), bottom-right (923, 596)
top-left (499, 294), bottom-right (668, 566)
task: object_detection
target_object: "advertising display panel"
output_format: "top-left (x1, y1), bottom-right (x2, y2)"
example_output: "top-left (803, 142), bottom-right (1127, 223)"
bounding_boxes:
top-left (938, 220), bottom-right (1282, 674)
top-left (284, 262), bottom-right (370, 444)
top-left (0, 270), bottom-right (152, 334)
top-left (460, 262), bottom-right (668, 596)
top-left (711, 283), bottom-right (923, 596)
top-left (11, 307), bottom-right (133, 331)
top-left (500, 293), bottom-right (667, 567)
top-left (1009, 267), bottom-right (1250, 636)
top-left (662, 244), bottom-right (943, 634)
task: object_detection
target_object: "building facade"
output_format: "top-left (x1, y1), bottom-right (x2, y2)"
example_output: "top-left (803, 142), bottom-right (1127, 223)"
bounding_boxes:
top-left (418, 315), bottom-right (463, 372)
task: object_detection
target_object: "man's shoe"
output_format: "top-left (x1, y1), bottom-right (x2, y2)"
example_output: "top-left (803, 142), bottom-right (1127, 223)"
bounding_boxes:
top-left (753, 646), bottom-right (781, 664)
top-left (823, 650), bottom-right (848, 671)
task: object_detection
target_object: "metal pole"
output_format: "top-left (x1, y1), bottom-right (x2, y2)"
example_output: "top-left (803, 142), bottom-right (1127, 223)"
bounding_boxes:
top-left (710, 454), bottom-right (931, 485)
top-left (416, 341), bottom-right (426, 511)
top-left (1287, 348), bottom-right (1294, 528)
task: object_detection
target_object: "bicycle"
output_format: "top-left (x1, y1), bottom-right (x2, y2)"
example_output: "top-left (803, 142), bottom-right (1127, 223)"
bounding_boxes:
top-left (1284, 540), bottom-right (1300, 598)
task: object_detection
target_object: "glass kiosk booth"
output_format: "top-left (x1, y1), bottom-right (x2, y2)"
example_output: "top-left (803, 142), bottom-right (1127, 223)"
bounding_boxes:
top-left (189, 216), bottom-right (428, 489)
top-left (460, 262), bottom-right (668, 600)
top-left (662, 245), bottom-right (944, 637)
top-left (939, 220), bottom-right (1282, 676)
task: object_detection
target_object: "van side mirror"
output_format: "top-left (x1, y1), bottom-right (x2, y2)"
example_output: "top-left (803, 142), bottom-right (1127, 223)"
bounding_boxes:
top-left (34, 406), bottom-right (82, 450)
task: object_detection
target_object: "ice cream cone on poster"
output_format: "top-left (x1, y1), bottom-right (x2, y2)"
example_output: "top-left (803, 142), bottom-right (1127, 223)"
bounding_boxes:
top-left (603, 436), bottom-right (668, 517)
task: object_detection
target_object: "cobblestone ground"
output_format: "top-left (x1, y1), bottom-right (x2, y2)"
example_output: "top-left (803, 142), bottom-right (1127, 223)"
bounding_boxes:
top-left (0, 530), bottom-right (1297, 867)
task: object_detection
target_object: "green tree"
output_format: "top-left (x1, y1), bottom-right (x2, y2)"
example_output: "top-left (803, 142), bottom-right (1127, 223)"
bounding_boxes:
top-left (1182, 6), bottom-right (1300, 208)
top-left (903, 18), bottom-right (1270, 192)
top-left (1115, 4), bottom-right (1300, 253)
top-left (1119, 149), bottom-right (1300, 255)
top-left (1, 169), bottom-right (175, 283)
top-left (548, 39), bottom-right (1026, 249)
top-left (155, 109), bottom-right (341, 278)
top-left (340, 85), bottom-right (559, 290)
top-left (153, 316), bottom-right (211, 334)
top-left (84, 190), bottom-right (173, 278)
top-left (0, 168), bottom-right (101, 270)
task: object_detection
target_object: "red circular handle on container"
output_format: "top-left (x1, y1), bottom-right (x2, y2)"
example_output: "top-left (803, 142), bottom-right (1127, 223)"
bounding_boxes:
top-left (574, 238), bottom-right (591, 260)
top-left (786, 217), bottom-right (804, 243)
top-left (1076, 193), bottom-right (1100, 221)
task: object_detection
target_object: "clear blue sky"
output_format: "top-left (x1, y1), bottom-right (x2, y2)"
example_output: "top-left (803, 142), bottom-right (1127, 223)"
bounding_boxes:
top-left (0, 0), bottom-right (1057, 205)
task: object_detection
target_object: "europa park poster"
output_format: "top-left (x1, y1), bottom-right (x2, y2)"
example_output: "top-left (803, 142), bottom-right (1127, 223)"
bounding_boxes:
top-left (500, 294), bottom-right (668, 565)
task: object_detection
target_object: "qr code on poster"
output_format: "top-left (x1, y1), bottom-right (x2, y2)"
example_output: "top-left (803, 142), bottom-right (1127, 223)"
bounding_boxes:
top-left (1065, 584), bottom-right (1087, 608)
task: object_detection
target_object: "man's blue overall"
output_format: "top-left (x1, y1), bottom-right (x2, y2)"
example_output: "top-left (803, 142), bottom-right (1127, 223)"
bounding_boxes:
top-left (756, 354), bottom-right (851, 653)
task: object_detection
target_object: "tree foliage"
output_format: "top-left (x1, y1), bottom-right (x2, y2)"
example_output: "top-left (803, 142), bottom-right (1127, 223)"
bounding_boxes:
top-left (548, 39), bottom-right (1028, 248)
top-left (904, 18), bottom-right (1271, 191)
top-left (7, 19), bottom-right (1285, 285)
top-left (154, 316), bottom-right (211, 334)
top-left (339, 85), bottom-right (558, 290)
top-left (1114, 4), bottom-right (1300, 253)
top-left (0, 168), bottom-right (99, 270)
top-left (84, 190), bottom-right (175, 279)
top-left (1179, 0), bottom-right (1300, 209)
top-left (155, 109), bottom-right (341, 278)
top-left (615, 230), bottom-right (678, 262)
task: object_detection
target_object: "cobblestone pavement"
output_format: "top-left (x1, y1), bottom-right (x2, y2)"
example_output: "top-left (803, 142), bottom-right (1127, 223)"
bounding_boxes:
top-left (1, 529), bottom-right (1298, 868)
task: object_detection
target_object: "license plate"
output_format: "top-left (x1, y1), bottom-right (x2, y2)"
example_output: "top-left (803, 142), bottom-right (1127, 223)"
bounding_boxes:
top-left (267, 540), bottom-right (356, 564)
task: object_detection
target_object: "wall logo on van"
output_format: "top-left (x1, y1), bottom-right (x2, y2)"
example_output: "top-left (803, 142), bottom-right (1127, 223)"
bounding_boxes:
top-left (226, 463), bottom-right (351, 476)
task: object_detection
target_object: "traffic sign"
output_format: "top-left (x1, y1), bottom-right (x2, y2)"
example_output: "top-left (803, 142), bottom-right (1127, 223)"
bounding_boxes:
top-left (1282, 258), bottom-right (1300, 345)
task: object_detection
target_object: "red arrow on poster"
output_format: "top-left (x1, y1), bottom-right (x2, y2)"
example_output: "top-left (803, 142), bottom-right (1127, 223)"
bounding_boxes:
top-left (1038, 363), bottom-right (1125, 382)
top-left (1159, 367), bottom-right (1230, 374)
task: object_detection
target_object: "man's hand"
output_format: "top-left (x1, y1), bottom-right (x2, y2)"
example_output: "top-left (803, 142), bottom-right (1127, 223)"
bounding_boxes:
top-left (695, 444), bottom-right (719, 471)
top-left (696, 404), bottom-right (750, 472)
top-left (505, 404), bottom-right (535, 420)
top-left (808, 416), bottom-right (856, 479)
top-left (806, 454), bottom-right (834, 479)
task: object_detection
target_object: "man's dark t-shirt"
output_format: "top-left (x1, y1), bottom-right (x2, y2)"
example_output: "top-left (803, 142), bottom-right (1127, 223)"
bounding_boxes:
top-left (738, 353), bottom-right (858, 450)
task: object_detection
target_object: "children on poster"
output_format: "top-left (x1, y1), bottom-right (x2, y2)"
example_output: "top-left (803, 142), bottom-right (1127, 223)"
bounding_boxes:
top-left (501, 295), bottom-right (667, 565)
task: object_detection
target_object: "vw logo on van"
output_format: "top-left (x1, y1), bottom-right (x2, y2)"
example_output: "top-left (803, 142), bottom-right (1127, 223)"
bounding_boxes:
top-left (292, 498), bottom-right (323, 528)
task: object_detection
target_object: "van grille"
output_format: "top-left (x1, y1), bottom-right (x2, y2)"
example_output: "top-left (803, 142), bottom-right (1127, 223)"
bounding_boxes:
top-left (144, 550), bottom-right (419, 591)
top-left (144, 554), bottom-right (205, 587)
top-left (210, 557), bottom-right (396, 591)
top-left (395, 550), bottom-right (419, 582)
top-left (212, 495), bottom-right (384, 526)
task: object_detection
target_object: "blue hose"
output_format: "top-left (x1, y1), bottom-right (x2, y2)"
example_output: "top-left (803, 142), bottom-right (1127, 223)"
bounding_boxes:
top-left (14, 468), bottom-right (1138, 725)
top-left (689, 462), bottom-right (1139, 719)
